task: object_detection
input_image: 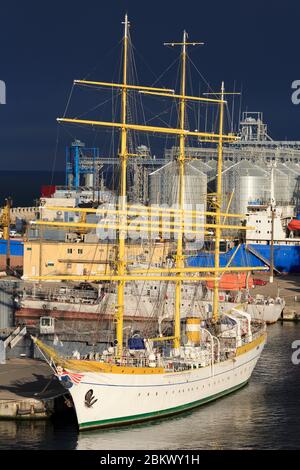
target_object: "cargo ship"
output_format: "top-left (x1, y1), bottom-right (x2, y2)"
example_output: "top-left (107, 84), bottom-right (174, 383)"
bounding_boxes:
top-left (188, 203), bottom-right (300, 274)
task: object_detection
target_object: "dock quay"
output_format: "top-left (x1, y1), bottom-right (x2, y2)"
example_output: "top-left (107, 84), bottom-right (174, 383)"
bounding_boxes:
top-left (252, 273), bottom-right (300, 321)
top-left (0, 358), bottom-right (66, 419)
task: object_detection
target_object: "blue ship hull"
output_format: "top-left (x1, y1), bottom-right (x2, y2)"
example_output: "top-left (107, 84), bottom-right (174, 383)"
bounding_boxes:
top-left (0, 240), bottom-right (23, 256)
top-left (188, 243), bottom-right (300, 274)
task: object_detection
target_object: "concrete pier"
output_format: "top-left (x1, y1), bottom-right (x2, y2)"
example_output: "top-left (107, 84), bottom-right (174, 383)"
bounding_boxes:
top-left (0, 358), bottom-right (65, 419)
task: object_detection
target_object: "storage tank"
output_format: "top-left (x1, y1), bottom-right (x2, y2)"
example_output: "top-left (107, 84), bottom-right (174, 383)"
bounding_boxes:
top-left (276, 163), bottom-right (300, 206)
top-left (257, 164), bottom-right (289, 206)
top-left (85, 173), bottom-right (94, 188)
top-left (289, 163), bottom-right (300, 210)
top-left (221, 160), bottom-right (269, 215)
top-left (219, 161), bottom-right (290, 217)
top-left (149, 161), bottom-right (207, 209)
top-left (201, 159), bottom-right (234, 193)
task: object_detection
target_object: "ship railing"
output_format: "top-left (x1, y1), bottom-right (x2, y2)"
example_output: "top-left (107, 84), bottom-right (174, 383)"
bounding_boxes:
top-left (247, 199), bottom-right (293, 208)
top-left (251, 327), bottom-right (266, 341)
top-left (219, 337), bottom-right (237, 352)
top-left (104, 355), bottom-right (206, 371)
top-left (21, 287), bottom-right (98, 302)
top-left (239, 325), bottom-right (265, 346)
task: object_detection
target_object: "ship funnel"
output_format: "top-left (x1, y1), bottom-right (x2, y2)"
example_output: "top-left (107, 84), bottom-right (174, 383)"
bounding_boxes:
top-left (186, 317), bottom-right (201, 346)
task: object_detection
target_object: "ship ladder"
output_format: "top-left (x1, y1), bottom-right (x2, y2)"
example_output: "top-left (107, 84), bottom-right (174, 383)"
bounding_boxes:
top-left (246, 245), bottom-right (281, 274)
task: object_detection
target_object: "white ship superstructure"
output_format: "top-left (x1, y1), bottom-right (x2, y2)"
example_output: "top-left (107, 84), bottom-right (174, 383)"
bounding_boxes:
top-left (18, 278), bottom-right (284, 330)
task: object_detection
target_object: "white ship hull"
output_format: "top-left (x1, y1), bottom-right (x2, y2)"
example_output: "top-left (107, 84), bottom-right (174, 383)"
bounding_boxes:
top-left (19, 295), bottom-right (284, 327)
top-left (244, 302), bottom-right (283, 324)
top-left (201, 301), bottom-right (284, 324)
top-left (67, 333), bottom-right (266, 430)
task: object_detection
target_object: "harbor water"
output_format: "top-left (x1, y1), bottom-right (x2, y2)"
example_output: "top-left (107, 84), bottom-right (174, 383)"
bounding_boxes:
top-left (0, 322), bottom-right (299, 450)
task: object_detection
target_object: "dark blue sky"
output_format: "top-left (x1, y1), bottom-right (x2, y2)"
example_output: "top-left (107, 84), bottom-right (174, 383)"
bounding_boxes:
top-left (1, 0), bottom-right (300, 171)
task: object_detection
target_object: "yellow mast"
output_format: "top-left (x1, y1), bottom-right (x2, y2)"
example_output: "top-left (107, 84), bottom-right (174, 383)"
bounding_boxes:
top-left (212, 82), bottom-right (225, 322)
top-left (174, 31), bottom-right (187, 350)
top-left (164, 32), bottom-right (203, 350)
top-left (116, 13), bottom-right (129, 360)
top-left (203, 85), bottom-right (239, 321)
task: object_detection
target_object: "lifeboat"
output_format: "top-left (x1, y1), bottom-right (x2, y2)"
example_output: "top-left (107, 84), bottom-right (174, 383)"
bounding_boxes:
top-left (206, 272), bottom-right (254, 291)
top-left (288, 219), bottom-right (300, 231)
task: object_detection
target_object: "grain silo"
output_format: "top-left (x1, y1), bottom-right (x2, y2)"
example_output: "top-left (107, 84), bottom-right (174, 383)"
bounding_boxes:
top-left (275, 163), bottom-right (300, 206)
top-left (149, 161), bottom-right (207, 209)
top-left (221, 160), bottom-right (270, 215)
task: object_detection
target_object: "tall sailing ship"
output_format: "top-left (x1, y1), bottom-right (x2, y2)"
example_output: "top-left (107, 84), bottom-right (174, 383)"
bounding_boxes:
top-left (32, 15), bottom-right (267, 430)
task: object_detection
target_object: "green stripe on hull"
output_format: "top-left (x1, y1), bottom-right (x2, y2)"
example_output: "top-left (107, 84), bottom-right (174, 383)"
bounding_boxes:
top-left (79, 379), bottom-right (249, 431)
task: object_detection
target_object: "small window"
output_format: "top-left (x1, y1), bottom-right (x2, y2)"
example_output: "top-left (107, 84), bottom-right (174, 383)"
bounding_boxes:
top-left (26, 247), bottom-right (32, 251)
top-left (67, 248), bottom-right (73, 254)
top-left (47, 262), bottom-right (54, 267)
top-left (78, 249), bottom-right (83, 254)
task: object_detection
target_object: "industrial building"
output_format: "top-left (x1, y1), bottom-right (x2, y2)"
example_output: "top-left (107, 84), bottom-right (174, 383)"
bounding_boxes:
top-left (165, 112), bottom-right (300, 165)
top-left (33, 112), bottom-right (300, 256)
top-left (22, 240), bottom-right (174, 279)
top-left (161, 112), bottom-right (300, 215)
top-left (65, 139), bottom-right (103, 190)
top-left (36, 113), bottom-right (300, 216)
